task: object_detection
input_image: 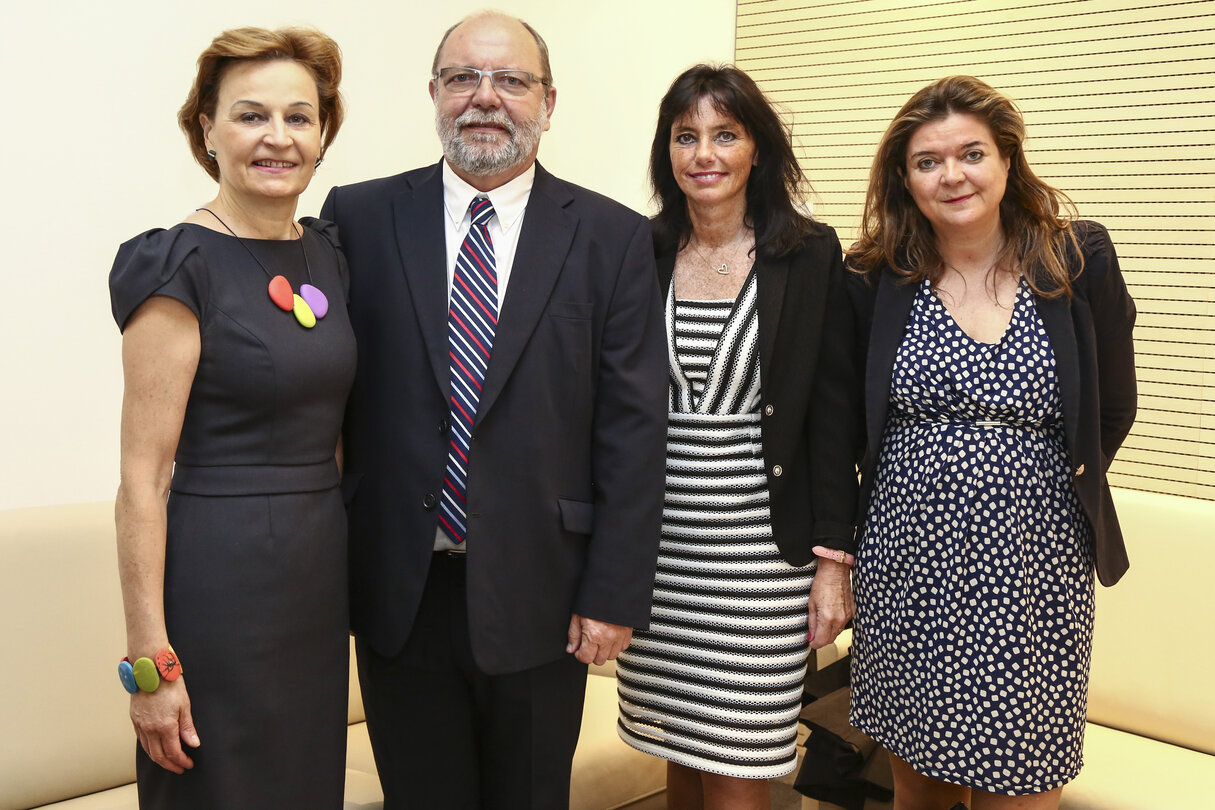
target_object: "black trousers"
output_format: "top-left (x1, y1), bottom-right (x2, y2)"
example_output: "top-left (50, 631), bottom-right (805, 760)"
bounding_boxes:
top-left (356, 552), bottom-right (588, 810)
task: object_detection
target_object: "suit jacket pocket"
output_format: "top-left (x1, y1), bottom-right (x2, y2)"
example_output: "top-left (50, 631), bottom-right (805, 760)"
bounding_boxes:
top-left (558, 498), bottom-right (594, 535)
top-left (549, 300), bottom-right (594, 320)
top-left (340, 472), bottom-right (364, 505)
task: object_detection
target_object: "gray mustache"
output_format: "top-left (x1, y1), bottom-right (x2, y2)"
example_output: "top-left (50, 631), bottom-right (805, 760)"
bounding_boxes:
top-left (456, 111), bottom-right (517, 136)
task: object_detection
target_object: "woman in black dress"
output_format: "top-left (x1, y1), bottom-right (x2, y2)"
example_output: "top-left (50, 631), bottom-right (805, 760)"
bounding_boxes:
top-left (847, 76), bottom-right (1137, 810)
top-left (110, 27), bottom-right (354, 808)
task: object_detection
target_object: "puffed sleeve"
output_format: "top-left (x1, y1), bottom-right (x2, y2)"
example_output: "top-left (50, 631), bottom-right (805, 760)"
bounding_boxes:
top-left (299, 216), bottom-right (351, 302)
top-left (108, 227), bottom-right (206, 332)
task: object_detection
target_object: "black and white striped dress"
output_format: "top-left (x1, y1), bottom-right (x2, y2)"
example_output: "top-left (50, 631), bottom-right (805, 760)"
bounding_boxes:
top-left (616, 270), bottom-right (816, 779)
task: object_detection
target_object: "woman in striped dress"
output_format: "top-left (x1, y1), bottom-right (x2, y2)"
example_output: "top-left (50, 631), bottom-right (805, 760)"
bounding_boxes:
top-left (616, 64), bottom-right (861, 809)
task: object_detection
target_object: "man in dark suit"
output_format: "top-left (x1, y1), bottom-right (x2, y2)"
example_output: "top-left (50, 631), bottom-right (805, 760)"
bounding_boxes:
top-left (320, 10), bottom-right (667, 809)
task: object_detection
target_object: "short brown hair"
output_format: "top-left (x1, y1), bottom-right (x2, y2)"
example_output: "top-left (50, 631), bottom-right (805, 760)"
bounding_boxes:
top-left (849, 75), bottom-right (1078, 298)
top-left (178, 27), bottom-right (344, 181)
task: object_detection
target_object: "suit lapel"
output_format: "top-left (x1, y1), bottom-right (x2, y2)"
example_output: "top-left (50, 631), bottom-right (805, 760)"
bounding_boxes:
top-left (476, 164), bottom-right (577, 421)
top-left (392, 162), bottom-right (450, 394)
top-left (868, 271), bottom-right (918, 452)
top-left (755, 254), bottom-right (790, 388)
top-left (1036, 292), bottom-right (1080, 456)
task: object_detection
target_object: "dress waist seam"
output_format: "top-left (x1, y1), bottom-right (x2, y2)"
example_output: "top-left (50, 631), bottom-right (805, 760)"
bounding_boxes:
top-left (171, 459), bottom-right (339, 495)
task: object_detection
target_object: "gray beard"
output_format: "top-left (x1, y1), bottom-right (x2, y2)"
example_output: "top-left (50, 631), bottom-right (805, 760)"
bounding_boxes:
top-left (436, 102), bottom-right (546, 178)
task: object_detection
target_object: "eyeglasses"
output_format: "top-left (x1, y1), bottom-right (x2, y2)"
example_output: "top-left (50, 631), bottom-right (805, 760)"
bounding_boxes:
top-left (434, 67), bottom-right (549, 97)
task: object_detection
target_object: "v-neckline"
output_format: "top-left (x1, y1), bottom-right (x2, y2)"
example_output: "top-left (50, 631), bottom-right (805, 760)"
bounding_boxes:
top-left (926, 276), bottom-right (1025, 347)
top-left (668, 267), bottom-right (759, 413)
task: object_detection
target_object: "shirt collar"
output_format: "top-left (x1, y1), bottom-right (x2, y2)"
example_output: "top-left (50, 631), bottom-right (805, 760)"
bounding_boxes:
top-left (441, 160), bottom-right (535, 234)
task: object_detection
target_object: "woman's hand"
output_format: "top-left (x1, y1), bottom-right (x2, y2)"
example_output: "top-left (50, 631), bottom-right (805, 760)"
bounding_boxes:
top-left (806, 558), bottom-right (855, 650)
top-left (130, 678), bottom-right (200, 773)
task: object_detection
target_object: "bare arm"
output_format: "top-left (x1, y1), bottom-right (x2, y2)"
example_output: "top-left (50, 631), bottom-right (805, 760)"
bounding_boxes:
top-left (115, 295), bottom-right (201, 773)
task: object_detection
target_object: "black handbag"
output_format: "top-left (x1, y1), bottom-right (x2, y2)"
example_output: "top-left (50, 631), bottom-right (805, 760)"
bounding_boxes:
top-left (793, 686), bottom-right (894, 810)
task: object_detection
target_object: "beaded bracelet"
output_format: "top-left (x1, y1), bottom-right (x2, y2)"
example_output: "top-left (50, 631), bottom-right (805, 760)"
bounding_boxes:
top-left (118, 648), bottom-right (183, 694)
top-left (812, 545), bottom-right (856, 566)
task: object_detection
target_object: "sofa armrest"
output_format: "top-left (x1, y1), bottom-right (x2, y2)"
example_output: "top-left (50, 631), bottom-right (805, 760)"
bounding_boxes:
top-left (813, 628), bottom-right (853, 671)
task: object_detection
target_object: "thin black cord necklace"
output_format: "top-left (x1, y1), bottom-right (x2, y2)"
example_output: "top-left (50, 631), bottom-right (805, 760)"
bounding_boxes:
top-left (197, 207), bottom-right (328, 328)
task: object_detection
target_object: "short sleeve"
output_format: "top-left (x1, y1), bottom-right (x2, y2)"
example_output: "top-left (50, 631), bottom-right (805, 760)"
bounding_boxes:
top-left (108, 226), bottom-right (207, 332)
top-left (299, 216), bottom-right (351, 301)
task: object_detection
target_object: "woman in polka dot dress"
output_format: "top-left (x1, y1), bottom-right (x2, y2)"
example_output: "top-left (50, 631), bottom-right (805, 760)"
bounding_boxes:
top-left (845, 76), bottom-right (1137, 809)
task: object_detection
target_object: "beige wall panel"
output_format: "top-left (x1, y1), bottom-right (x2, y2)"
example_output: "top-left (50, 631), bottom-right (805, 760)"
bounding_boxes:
top-left (1108, 474), bottom-right (1200, 497)
top-left (1067, 216), bottom-right (1215, 232)
top-left (1134, 297), bottom-right (1214, 317)
top-left (739, 0), bottom-right (1215, 499)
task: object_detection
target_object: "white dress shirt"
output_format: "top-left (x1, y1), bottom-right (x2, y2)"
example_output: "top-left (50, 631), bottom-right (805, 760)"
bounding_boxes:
top-left (441, 160), bottom-right (535, 300)
top-left (435, 160), bottom-right (537, 552)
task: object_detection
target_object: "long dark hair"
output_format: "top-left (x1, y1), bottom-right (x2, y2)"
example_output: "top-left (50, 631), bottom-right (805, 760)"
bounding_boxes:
top-left (650, 64), bottom-right (815, 259)
top-left (848, 75), bottom-right (1078, 298)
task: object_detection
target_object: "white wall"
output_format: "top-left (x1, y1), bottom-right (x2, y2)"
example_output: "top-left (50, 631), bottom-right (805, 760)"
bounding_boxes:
top-left (0, 0), bottom-right (736, 509)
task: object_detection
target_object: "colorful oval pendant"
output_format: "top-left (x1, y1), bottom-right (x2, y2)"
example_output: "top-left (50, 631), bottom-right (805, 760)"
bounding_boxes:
top-left (299, 283), bottom-right (329, 319)
top-left (292, 294), bottom-right (317, 328)
top-left (268, 275), bottom-right (294, 311)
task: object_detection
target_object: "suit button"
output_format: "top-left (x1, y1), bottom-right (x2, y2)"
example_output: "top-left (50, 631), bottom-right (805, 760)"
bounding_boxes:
top-left (1075, 464), bottom-right (1085, 477)
top-left (772, 465), bottom-right (783, 477)
top-left (439, 418), bottom-right (450, 435)
top-left (422, 493), bottom-right (438, 510)
top-left (764, 404), bottom-right (774, 416)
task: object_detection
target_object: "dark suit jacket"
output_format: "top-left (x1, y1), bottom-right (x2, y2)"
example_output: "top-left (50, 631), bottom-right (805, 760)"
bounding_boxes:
top-left (657, 221), bottom-right (860, 565)
top-left (322, 161), bottom-right (668, 674)
top-left (848, 220), bottom-right (1137, 586)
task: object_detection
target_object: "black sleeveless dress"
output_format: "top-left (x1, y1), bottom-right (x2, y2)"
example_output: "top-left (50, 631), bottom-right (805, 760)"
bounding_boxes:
top-left (109, 220), bottom-right (356, 808)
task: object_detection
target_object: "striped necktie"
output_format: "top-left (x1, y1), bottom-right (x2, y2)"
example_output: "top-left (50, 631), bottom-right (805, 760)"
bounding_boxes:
top-left (440, 196), bottom-right (498, 545)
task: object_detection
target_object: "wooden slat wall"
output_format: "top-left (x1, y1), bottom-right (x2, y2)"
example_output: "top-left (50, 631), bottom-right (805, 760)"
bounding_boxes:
top-left (736, 0), bottom-right (1215, 500)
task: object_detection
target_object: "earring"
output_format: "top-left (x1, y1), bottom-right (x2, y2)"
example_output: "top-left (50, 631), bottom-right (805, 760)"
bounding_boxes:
top-left (207, 149), bottom-right (217, 159)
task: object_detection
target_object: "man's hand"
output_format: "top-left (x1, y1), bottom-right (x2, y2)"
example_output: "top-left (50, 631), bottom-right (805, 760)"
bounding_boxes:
top-left (566, 614), bottom-right (633, 666)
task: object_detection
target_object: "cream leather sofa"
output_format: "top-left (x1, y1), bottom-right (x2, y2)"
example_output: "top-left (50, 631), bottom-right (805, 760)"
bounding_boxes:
top-left (801, 488), bottom-right (1215, 809)
top-left (0, 501), bottom-right (665, 810)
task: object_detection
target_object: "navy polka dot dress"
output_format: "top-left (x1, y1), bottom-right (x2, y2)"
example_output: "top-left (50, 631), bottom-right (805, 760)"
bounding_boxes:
top-left (850, 278), bottom-right (1095, 795)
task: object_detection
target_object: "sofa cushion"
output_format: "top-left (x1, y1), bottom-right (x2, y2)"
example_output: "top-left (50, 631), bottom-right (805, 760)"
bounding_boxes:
top-left (570, 664), bottom-right (666, 810)
top-left (1063, 721), bottom-right (1215, 809)
top-left (0, 502), bottom-right (135, 810)
top-left (1088, 490), bottom-right (1215, 755)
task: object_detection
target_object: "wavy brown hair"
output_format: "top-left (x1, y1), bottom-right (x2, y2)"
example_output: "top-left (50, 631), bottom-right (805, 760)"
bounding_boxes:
top-left (178, 27), bottom-right (345, 182)
top-left (650, 64), bottom-right (815, 260)
top-left (848, 75), bottom-right (1079, 298)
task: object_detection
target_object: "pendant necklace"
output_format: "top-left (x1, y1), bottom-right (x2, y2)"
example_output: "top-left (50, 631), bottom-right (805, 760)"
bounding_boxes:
top-left (689, 225), bottom-right (751, 275)
top-left (690, 240), bottom-right (730, 275)
top-left (197, 207), bottom-right (328, 328)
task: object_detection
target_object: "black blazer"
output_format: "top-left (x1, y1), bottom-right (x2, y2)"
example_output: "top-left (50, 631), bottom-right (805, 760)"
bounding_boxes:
top-left (848, 220), bottom-right (1137, 586)
top-left (657, 221), bottom-right (860, 565)
top-left (322, 162), bottom-right (669, 674)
